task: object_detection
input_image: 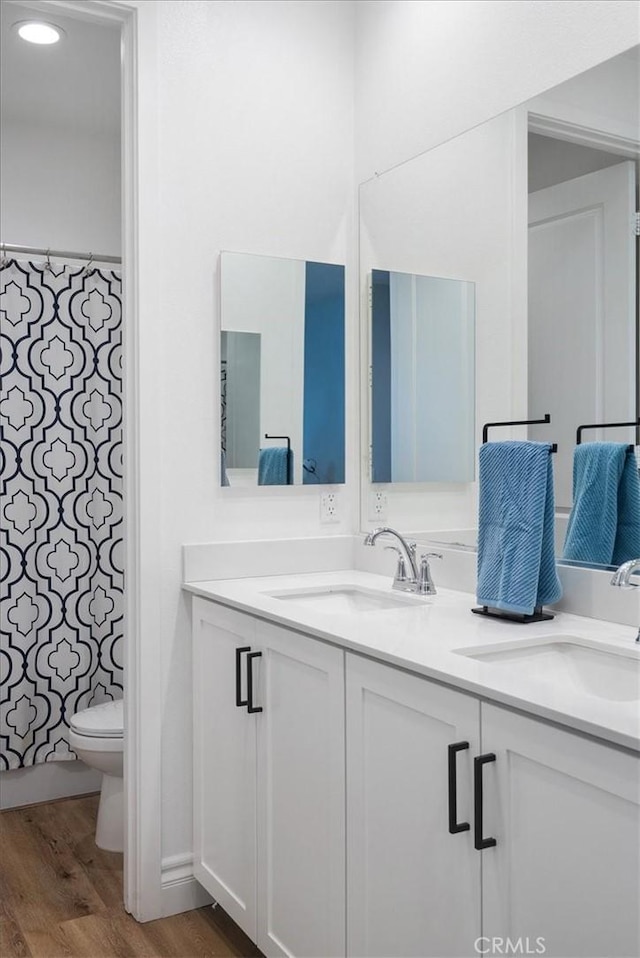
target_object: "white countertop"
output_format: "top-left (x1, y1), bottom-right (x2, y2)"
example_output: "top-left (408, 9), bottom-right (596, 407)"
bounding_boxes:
top-left (184, 570), bottom-right (640, 753)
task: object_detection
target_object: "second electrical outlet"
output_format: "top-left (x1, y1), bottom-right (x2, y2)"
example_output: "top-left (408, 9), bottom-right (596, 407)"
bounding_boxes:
top-left (320, 492), bottom-right (340, 524)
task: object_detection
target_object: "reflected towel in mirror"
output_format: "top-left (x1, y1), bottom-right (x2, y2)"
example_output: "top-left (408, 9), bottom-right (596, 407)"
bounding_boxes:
top-left (476, 441), bottom-right (562, 615)
top-left (258, 446), bottom-right (292, 485)
top-left (563, 443), bottom-right (640, 565)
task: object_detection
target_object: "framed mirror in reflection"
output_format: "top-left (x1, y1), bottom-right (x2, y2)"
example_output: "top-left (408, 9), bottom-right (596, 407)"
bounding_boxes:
top-left (360, 45), bottom-right (640, 570)
top-left (220, 251), bottom-right (345, 487)
top-left (370, 269), bottom-right (475, 483)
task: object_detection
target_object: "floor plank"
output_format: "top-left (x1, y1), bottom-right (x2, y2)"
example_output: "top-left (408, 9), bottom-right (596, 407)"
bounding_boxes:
top-left (0, 806), bottom-right (106, 930)
top-left (0, 900), bottom-right (33, 958)
top-left (1, 795), bottom-right (261, 958)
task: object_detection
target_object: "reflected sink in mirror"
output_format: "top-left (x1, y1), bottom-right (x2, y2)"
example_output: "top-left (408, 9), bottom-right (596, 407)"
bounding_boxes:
top-left (265, 585), bottom-right (425, 614)
top-left (454, 637), bottom-right (640, 702)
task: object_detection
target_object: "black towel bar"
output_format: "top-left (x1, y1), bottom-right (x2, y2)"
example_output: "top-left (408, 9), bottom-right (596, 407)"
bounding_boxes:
top-left (575, 420), bottom-right (639, 449)
top-left (471, 605), bottom-right (554, 624)
top-left (482, 414), bottom-right (557, 452)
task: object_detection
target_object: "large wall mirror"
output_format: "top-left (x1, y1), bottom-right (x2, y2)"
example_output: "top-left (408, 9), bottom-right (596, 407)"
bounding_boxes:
top-left (360, 45), bottom-right (639, 568)
top-left (220, 251), bottom-right (345, 487)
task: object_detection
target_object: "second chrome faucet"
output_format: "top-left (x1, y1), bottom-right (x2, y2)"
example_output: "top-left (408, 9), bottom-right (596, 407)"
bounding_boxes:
top-left (364, 527), bottom-right (442, 596)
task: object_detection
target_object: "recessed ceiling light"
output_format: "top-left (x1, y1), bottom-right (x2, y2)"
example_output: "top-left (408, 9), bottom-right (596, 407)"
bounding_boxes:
top-left (15, 21), bottom-right (64, 45)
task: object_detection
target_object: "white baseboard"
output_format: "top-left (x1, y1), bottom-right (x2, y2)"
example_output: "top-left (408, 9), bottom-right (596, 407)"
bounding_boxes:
top-left (1, 761), bottom-right (102, 809)
top-left (161, 853), bottom-right (213, 917)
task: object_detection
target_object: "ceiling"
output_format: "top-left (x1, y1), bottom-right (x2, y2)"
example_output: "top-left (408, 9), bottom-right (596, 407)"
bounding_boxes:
top-left (1, 1), bottom-right (121, 136)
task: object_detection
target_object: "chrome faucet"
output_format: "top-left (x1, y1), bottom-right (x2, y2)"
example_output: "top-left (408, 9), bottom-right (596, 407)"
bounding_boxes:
top-left (364, 527), bottom-right (442, 595)
top-left (610, 558), bottom-right (640, 642)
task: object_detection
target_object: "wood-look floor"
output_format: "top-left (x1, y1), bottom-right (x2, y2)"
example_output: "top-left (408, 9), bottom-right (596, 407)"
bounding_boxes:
top-left (0, 794), bottom-right (262, 958)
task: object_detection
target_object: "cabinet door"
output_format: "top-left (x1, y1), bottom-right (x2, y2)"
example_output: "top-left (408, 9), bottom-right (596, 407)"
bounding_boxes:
top-left (346, 653), bottom-right (481, 958)
top-left (256, 620), bottom-right (345, 958)
top-left (192, 598), bottom-right (258, 940)
top-left (482, 703), bottom-right (640, 958)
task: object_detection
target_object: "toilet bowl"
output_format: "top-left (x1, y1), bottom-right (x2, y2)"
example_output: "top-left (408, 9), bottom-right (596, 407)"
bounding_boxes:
top-left (69, 699), bottom-right (124, 852)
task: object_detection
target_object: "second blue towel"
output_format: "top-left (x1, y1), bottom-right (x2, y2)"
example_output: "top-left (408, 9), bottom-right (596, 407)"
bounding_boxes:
top-left (477, 441), bottom-right (562, 615)
top-left (563, 442), bottom-right (640, 565)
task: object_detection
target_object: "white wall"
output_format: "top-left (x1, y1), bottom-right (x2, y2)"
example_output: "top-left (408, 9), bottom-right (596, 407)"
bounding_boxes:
top-left (0, 760), bottom-right (102, 810)
top-left (0, 0), bottom-right (121, 255)
top-left (127, 0), bottom-right (356, 877)
top-left (355, 0), bottom-right (639, 181)
top-left (528, 45), bottom-right (640, 143)
top-left (0, 120), bottom-right (121, 255)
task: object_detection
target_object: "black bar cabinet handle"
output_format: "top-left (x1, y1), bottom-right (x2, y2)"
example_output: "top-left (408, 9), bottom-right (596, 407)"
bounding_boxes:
top-left (448, 742), bottom-right (471, 834)
top-left (235, 647), bottom-right (251, 707)
top-left (474, 753), bottom-right (497, 850)
top-left (246, 651), bottom-right (263, 714)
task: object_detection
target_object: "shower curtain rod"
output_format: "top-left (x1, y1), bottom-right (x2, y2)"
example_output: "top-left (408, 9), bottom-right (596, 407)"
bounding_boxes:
top-left (1, 242), bottom-right (121, 265)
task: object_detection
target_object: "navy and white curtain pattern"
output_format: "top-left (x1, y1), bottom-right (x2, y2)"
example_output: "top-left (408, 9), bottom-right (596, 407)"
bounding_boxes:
top-left (1, 258), bottom-right (123, 769)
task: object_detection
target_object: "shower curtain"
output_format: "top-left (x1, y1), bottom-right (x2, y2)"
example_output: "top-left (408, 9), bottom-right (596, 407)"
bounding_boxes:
top-left (0, 258), bottom-right (124, 769)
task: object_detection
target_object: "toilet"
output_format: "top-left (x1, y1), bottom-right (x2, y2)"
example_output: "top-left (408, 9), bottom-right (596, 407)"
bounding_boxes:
top-left (69, 698), bottom-right (124, 852)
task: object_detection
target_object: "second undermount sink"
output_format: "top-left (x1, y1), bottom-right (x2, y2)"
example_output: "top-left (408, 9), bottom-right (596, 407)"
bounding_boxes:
top-left (265, 585), bottom-right (425, 614)
top-left (454, 637), bottom-right (640, 702)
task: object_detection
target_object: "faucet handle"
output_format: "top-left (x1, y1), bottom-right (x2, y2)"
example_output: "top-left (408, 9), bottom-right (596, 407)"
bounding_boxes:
top-left (384, 546), bottom-right (410, 584)
top-left (417, 552), bottom-right (442, 595)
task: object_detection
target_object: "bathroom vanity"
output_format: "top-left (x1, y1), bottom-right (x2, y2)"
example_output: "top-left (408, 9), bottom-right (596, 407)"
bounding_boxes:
top-left (185, 572), bottom-right (640, 958)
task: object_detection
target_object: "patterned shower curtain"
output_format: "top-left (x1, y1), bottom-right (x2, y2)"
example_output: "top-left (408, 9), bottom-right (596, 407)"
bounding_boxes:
top-left (0, 258), bottom-right (124, 769)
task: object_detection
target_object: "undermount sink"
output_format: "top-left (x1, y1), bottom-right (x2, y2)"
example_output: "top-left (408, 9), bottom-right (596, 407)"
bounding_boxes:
top-left (265, 585), bottom-right (424, 614)
top-left (454, 637), bottom-right (640, 703)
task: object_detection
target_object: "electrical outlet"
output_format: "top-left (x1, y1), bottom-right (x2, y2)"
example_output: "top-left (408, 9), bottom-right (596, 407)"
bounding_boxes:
top-left (320, 492), bottom-right (340, 524)
top-left (369, 491), bottom-right (388, 521)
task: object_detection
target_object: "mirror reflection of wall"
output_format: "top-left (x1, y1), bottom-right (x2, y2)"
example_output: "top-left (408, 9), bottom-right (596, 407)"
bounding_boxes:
top-left (220, 251), bottom-right (345, 487)
top-left (370, 269), bottom-right (475, 483)
top-left (221, 331), bottom-right (261, 477)
top-left (528, 146), bottom-right (636, 511)
top-left (359, 45), bottom-right (639, 571)
top-left (360, 108), bottom-right (519, 537)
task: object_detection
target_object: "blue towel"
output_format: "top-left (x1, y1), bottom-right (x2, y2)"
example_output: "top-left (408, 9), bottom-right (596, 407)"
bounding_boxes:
top-left (477, 441), bottom-right (562, 615)
top-left (563, 443), bottom-right (640, 565)
top-left (258, 446), bottom-right (292, 485)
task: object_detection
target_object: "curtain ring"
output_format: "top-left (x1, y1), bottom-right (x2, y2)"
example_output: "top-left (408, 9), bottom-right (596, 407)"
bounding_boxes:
top-left (83, 253), bottom-right (94, 277)
top-left (0, 244), bottom-right (8, 268)
top-left (45, 248), bottom-right (52, 272)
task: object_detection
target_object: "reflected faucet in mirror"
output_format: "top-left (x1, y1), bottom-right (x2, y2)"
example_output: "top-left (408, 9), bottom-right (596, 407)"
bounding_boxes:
top-left (610, 558), bottom-right (640, 642)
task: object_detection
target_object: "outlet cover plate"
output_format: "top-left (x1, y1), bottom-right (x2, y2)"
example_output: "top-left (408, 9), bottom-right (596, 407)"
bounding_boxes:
top-left (369, 491), bottom-right (388, 521)
top-left (320, 492), bottom-right (340, 524)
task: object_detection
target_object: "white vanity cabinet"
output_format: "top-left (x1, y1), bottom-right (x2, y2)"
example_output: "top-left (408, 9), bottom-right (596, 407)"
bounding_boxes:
top-left (482, 703), bottom-right (640, 958)
top-left (191, 597), bottom-right (346, 958)
top-left (345, 654), bottom-right (640, 958)
top-left (346, 652), bottom-right (482, 957)
top-left (192, 593), bottom-right (639, 958)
